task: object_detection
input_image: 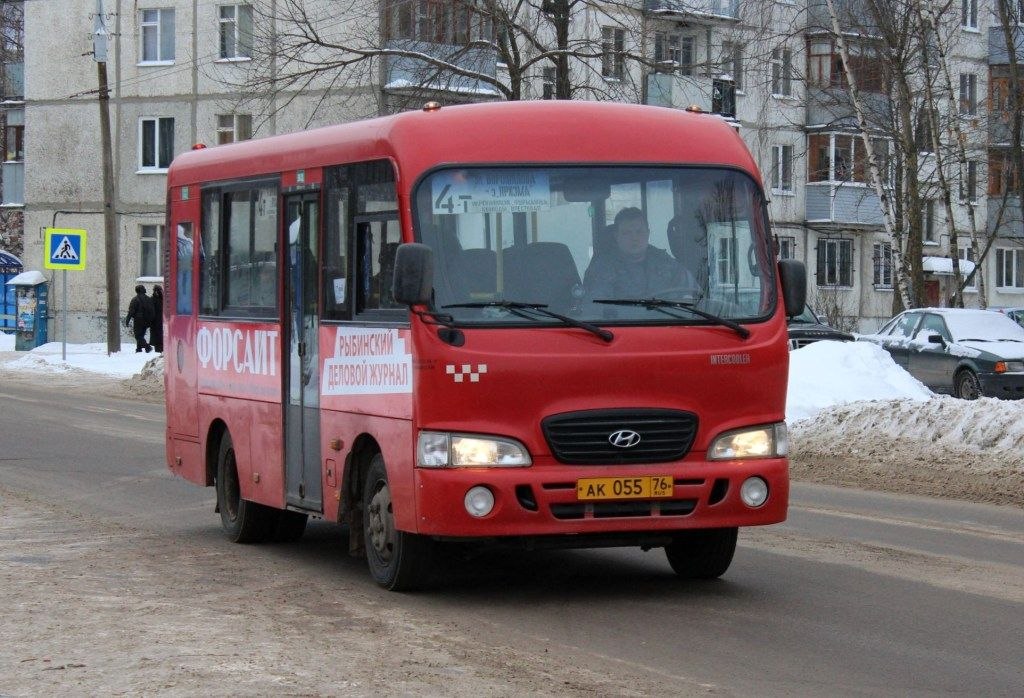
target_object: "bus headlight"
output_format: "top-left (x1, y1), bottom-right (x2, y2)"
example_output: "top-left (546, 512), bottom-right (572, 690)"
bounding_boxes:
top-left (708, 423), bottom-right (788, 460)
top-left (417, 431), bottom-right (532, 468)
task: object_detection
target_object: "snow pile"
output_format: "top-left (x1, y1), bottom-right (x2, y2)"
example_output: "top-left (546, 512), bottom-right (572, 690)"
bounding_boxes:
top-left (0, 340), bottom-right (153, 377)
top-left (786, 340), bottom-right (932, 423)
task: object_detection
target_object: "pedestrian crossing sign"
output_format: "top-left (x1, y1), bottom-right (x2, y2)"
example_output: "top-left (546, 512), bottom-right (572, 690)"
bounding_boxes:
top-left (44, 228), bottom-right (87, 270)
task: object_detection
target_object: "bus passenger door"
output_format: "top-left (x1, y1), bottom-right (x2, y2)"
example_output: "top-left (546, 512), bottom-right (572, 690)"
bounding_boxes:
top-left (283, 193), bottom-right (322, 511)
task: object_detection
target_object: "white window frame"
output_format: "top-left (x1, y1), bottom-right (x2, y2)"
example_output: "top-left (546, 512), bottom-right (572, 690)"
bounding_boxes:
top-left (817, 238), bottom-right (854, 287)
top-left (962, 0), bottom-right (978, 29)
top-left (777, 235), bottom-right (795, 260)
top-left (715, 235), bottom-right (737, 286)
top-left (771, 47), bottom-right (792, 97)
top-left (140, 224), bottom-right (164, 277)
top-left (140, 8), bottom-right (175, 64)
top-left (721, 41), bottom-right (743, 91)
top-left (922, 200), bottom-right (937, 244)
top-left (216, 113), bottom-right (253, 144)
top-left (601, 26), bottom-right (625, 80)
top-left (959, 73), bottom-right (977, 115)
top-left (138, 117), bottom-right (174, 172)
top-left (219, 4), bottom-right (253, 61)
top-left (959, 247), bottom-right (977, 290)
top-left (771, 145), bottom-right (793, 193)
top-left (996, 247), bottom-right (1024, 289)
top-left (872, 241), bottom-right (893, 288)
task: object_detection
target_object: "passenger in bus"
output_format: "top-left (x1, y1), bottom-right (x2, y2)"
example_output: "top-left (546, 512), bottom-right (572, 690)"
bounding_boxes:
top-left (583, 207), bottom-right (692, 303)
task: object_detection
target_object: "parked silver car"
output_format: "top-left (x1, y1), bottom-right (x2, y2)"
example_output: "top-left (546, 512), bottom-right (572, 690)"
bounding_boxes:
top-left (858, 308), bottom-right (1024, 399)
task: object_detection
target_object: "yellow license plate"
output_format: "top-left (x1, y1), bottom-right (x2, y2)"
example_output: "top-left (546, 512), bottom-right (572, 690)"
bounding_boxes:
top-left (576, 476), bottom-right (674, 501)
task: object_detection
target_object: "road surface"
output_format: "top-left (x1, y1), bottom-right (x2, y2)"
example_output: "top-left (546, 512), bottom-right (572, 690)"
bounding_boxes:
top-left (0, 379), bottom-right (1021, 695)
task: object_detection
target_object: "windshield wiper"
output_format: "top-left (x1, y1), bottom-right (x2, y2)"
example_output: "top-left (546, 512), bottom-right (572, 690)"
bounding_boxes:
top-left (593, 298), bottom-right (751, 339)
top-left (443, 301), bottom-right (614, 343)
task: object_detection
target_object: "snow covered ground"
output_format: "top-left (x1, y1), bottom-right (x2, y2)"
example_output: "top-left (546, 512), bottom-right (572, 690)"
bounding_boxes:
top-left (2, 331), bottom-right (1021, 506)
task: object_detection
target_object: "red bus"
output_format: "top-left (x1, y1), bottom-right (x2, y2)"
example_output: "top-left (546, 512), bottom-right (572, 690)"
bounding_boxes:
top-left (164, 101), bottom-right (806, 590)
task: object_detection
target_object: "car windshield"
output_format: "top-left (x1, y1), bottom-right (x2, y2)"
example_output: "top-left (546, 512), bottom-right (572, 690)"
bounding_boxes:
top-left (791, 306), bottom-right (819, 323)
top-left (945, 312), bottom-right (1024, 342)
top-left (413, 166), bottom-right (775, 327)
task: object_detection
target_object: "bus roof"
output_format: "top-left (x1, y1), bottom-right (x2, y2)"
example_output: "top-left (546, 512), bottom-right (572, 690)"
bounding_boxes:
top-left (167, 101), bottom-right (760, 187)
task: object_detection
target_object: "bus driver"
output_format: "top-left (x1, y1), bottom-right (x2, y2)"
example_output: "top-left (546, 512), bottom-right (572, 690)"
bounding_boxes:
top-left (583, 207), bottom-right (692, 302)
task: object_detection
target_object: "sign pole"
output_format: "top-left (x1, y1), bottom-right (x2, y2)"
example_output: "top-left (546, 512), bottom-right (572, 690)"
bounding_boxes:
top-left (62, 269), bottom-right (67, 361)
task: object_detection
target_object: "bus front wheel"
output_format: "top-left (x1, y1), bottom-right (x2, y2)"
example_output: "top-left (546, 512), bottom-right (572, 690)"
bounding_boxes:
top-left (362, 453), bottom-right (434, 591)
top-left (664, 527), bottom-right (738, 579)
top-left (216, 432), bottom-right (278, 544)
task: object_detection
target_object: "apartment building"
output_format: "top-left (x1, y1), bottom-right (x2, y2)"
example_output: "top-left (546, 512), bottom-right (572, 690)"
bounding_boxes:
top-left (16, 0), bottom-right (1014, 340)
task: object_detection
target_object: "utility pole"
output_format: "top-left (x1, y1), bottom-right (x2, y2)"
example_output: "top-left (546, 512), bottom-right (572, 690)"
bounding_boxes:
top-left (94, 0), bottom-right (119, 353)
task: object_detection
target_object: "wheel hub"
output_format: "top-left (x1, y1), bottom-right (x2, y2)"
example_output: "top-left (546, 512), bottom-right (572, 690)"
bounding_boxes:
top-left (367, 484), bottom-right (395, 560)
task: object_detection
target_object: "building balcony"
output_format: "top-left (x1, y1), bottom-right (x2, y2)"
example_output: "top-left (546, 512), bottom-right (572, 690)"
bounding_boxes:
top-left (1, 161), bottom-right (23, 206)
top-left (806, 0), bottom-right (879, 35)
top-left (644, 0), bottom-right (740, 23)
top-left (646, 72), bottom-right (736, 118)
top-left (805, 182), bottom-right (883, 225)
top-left (383, 40), bottom-right (499, 99)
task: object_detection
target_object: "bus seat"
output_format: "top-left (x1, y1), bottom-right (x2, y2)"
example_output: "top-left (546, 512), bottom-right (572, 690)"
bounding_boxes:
top-left (502, 242), bottom-right (581, 313)
top-left (460, 248), bottom-right (498, 297)
top-left (594, 224), bottom-right (617, 258)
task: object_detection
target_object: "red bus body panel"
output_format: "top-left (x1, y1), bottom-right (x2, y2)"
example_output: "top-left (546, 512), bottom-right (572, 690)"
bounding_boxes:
top-left (164, 101), bottom-right (789, 539)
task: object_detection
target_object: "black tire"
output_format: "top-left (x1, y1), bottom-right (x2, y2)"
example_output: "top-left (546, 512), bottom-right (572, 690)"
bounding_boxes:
top-left (664, 527), bottom-right (738, 579)
top-left (954, 369), bottom-right (982, 400)
top-left (362, 453), bottom-right (434, 591)
top-left (274, 510), bottom-right (309, 543)
top-left (216, 432), bottom-right (279, 544)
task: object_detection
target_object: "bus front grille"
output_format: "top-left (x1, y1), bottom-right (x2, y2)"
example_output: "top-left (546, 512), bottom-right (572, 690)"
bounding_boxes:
top-left (541, 409), bottom-right (698, 465)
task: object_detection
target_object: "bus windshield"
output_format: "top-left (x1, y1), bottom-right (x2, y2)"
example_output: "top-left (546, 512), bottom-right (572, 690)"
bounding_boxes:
top-left (414, 166), bottom-right (775, 326)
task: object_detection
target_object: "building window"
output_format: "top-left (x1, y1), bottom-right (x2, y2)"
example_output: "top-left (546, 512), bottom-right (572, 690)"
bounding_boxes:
top-left (601, 26), bottom-right (624, 79)
top-left (962, 0), bottom-right (978, 29)
top-left (721, 41), bottom-right (743, 90)
top-left (654, 32), bottom-right (693, 76)
top-left (771, 145), bottom-right (793, 192)
top-left (962, 160), bottom-right (978, 203)
top-left (989, 150), bottom-right (1019, 196)
top-left (872, 241), bottom-right (893, 287)
top-left (996, 247), bottom-right (1024, 288)
top-left (808, 133), bottom-right (887, 183)
top-left (219, 4), bottom-right (253, 60)
top-left (216, 114), bottom-right (252, 144)
top-left (960, 247), bottom-right (977, 289)
top-left (139, 117), bottom-right (174, 170)
top-left (922, 200), bottom-right (936, 244)
top-left (5, 123), bottom-right (23, 161)
top-left (140, 224), bottom-right (163, 277)
top-left (915, 109), bottom-right (935, 152)
top-left (140, 8), bottom-right (175, 63)
top-left (771, 47), bottom-right (792, 96)
top-left (777, 235), bottom-right (795, 260)
top-left (816, 238), bottom-right (853, 287)
top-left (959, 73), bottom-right (977, 115)
top-left (715, 236), bottom-right (737, 286)
top-left (382, 0), bottom-right (489, 44)
top-left (807, 41), bottom-right (833, 88)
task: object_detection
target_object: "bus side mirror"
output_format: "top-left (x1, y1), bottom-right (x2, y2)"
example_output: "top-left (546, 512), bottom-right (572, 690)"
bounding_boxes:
top-left (779, 259), bottom-right (806, 318)
top-left (393, 243), bottom-right (434, 306)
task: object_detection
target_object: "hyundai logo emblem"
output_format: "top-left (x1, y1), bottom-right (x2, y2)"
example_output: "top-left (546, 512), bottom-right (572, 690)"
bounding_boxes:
top-left (608, 429), bottom-right (642, 448)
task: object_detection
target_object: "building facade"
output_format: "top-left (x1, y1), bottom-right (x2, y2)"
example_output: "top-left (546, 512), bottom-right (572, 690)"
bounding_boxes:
top-left (17, 0), bottom-right (1018, 340)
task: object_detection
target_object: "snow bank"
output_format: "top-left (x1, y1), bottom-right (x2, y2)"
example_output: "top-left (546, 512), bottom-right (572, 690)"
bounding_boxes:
top-left (786, 340), bottom-right (933, 423)
top-left (1, 341), bottom-right (153, 378)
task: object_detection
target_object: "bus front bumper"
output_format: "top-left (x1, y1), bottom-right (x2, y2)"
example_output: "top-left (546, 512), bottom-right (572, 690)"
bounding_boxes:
top-left (412, 458), bottom-right (788, 539)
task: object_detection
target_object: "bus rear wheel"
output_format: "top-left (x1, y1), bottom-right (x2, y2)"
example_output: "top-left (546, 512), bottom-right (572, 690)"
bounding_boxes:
top-left (216, 432), bottom-right (278, 544)
top-left (362, 453), bottom-right (434, 591)
top-left (664, 527), bottom-right (738, 579)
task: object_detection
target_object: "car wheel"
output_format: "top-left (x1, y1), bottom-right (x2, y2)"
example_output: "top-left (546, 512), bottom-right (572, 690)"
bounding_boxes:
top-left (216, 432), bottom-right (279, 544)
top-left (664, 527), bottom-right (738, 579)
top-left (954, 369), bottom-right (982, 400)
top-left (362, 453), bottom-right (435, 591)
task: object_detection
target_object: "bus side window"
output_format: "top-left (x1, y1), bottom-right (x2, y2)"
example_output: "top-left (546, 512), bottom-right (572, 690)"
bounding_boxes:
top-left (357, 218), bottom-right (402, 312)
top-left (323, 185), bottom-right (350, 320)
top-left (176, 222), bottom-right (194, 315)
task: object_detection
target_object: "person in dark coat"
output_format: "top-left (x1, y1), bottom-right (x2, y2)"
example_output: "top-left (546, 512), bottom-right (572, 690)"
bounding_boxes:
top-left (124, 284), bottom-right (154, 353)
top-left (150, 285), bottom-right (164, 353)
top-left (584, 207), bottom-right (693, 304)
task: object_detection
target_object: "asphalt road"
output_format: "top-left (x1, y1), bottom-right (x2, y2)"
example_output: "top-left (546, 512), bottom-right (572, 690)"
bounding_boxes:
top-left (1, 382), bottom-right (1022, 695)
